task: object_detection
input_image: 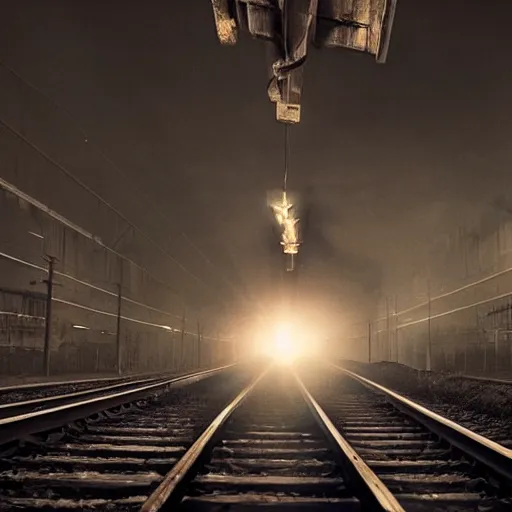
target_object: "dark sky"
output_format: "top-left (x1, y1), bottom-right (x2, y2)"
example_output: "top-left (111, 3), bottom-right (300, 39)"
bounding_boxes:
top-left (1, 0), bottom-right (512, 338)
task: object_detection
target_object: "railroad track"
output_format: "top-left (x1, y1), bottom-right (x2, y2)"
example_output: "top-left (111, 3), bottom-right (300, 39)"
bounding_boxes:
top-left (0, 374), bottom-right (190, 420)
top-left (0, 372), bottom-right (172, 405)
top-left (0, 364), bottom-right (248, 511)
top-left (142, 365), bottom-right (512, 511)
top-left (1, 361), bottom-right (511, 511)
top-left (142, 366), bottom-right (401, 511)
top-left (458, 375), bottom-right (512, 386)
top-left (302, 363), bottom-right (512, 512)
top-left (0, 366), bottom-right (237, 448)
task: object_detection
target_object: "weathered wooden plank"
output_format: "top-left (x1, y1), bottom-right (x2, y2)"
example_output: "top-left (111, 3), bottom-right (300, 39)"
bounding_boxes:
top-left (181, 494), bottom-right (361, 511)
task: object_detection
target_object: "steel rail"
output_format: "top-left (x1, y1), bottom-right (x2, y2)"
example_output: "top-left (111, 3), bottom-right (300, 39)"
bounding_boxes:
top-left (0, 364), bottom-right (236, 447)
top-left (293, 370), bottom-right (405, 512)
top-left (331, 364), bottom-right (512, 482)
top-left (0, 370), bottom-right (168, 394)
top-left (0, 375), bottom-right (173, 419)
top-left (456, 374), bottom-right (512, 385)
top-left (141, 367), bottom-right (270, 511)
top-left (142, 366), bottom-right (405, 512)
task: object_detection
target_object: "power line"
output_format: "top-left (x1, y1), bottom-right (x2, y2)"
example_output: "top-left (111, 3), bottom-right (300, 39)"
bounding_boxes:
top-left (54, 296), bottom-right (177, 331)
top-left (371, 263), bottom-right (512, 325)
top-left (0, 176), bottom-right (185, 308)
top-left (0, 248), bottom-right (231, 340)
top-left (398, 289), bottom-right (512, 330)
top-left (0, 254), bottom-right (232, 342)
top-left (0, 118), bottom-right (226, 304)
top-left (0, 59), bottom-right (250, 305)
top-left (54, 298), bottom-right (229, 340)
top-left (399, 266), bottom-right (512, 318)
top-left (0, 249), bottom-right (182, 321)
top-left (0, 310), bottom-right (44, 321)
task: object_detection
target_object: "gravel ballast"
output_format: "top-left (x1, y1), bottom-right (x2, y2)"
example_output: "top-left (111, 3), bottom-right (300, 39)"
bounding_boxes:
top-left (340, 361), bottom-right (512, 448)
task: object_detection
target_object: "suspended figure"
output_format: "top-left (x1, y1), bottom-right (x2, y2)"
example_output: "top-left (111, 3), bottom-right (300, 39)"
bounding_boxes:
top-left (210, 0), bottom-right (398, 123)
top-left (270, 190), bottom-right (300, 271)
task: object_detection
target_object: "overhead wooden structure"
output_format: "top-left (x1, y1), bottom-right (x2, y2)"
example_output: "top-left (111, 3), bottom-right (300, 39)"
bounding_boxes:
top-left (210, 0), bottom-right (398, 123)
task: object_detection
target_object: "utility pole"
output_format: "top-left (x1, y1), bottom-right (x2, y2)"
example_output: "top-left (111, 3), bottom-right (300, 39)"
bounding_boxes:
top-left (43, 256), bottom-right (56, 377)
top-left (394, 295), bottom-right (398, 363)
top-left (197, 321), bottom-right (201, 369)
top-left (115, 283), bottom-right (122, 375)
top-left (426, 279), bottom-right (432, 371)
top-left (170, 329), bottom-right (176, 371)
top-left (216, 330), bottom-right (220, 366)
top-left (386, 296), bottom-right (390, 361)
top-left (368, 321), bottom-right (372, 363)
top-left (180, 312), bottom-right (186, 370)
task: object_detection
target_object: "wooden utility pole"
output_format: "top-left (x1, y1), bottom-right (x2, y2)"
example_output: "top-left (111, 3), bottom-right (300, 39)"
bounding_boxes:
top-left (368, 321), bottom-right (372, 363)
top-left (180, 313), bottom-right (186, 369)
top-left (170, 329), bottom-right (176, 371)
top-left (115, 283), bottom-right (122, 375)
top-left (427, 280), bottom-right (432, 371)
top-left (197, 321), bottom-right (201, 369)
top-left (43, 256), bottom-right (56, 377)
top-left (394, 295), bottom-right (398, 363)
top-left (386, 296), bottom-right (390, 361)
top-left (216, 330), bottom-right (220, 366)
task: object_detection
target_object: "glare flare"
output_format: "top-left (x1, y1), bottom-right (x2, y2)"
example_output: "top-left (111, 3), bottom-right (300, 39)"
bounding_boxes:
top-left (267, 322), bottom-right (302, 365)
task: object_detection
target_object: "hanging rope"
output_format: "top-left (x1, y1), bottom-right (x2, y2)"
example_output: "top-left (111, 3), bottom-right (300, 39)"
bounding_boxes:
top-left (283, 123), bottom-right (289, 192)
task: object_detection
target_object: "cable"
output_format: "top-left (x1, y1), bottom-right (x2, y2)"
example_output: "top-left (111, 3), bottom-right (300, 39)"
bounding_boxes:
top-left (369, 262), bottom-right (512, 325)
top-left (54, 298), bottom-right (230, 340)
top-left (0, 60), bottom-right (251, 306)
top-left (398, 289), bottom-right (512, 330)
top-left (0, 250), bottom-right (231, 340)
top-left (54, 297), bottom-right (175, 330)
top-left (0, 250), bottom-right (182, 320)
top-left (283, 124), bottom-right (289, 192)
top-left (0, 176), bottom-right (185, 307)
top-left (0, 118), bottom-right (224, 302)
top-left (0, 248), bottom-right (232, 339)
top-left (0, 310), bottom-right (44, 321)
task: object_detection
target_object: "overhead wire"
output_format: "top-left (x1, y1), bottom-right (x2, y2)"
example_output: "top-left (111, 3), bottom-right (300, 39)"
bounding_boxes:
top-left (0, 249), bottom-right (182, 331)
top-left (0, 250), bottom-right (182, 320)
top-left (0, 175), bottom-right (185, 309)
top-left (0, 248), bottom-right (232, 340)
top-left (0, 117), bottom-right (226, 304)
top-left (0, 59), bottom-right (253, 308)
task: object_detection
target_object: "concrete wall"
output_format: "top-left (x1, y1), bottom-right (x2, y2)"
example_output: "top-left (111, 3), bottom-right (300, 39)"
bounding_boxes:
top-left (0, 189), bottom-right (233, 376)
top-left (356, 208), bottom-right (512, 376)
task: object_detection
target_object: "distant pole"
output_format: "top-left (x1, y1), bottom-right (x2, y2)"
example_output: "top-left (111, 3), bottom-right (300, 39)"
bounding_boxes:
top-left (394, 295), bottom-right (398, 363)
top-left (43, 256), bottom-right (56, 377)
top-left (426, 280), bottom-right (432, 371)
top-left (170, 329), bottom-right (176, 371)
top-left (115, 283), bottom-right (122, 375)
top-left (368, 321), bottom-right (372, 363)
top-left (386, 296), bottom-right (390, 361)
top-left (493, 329), bottom-right (499, 375)
top-left (180, 313), bottom-right (186, 370)
top-left (216, 330), bottom-right (220, 366)
top-left (197, 320), bottom-right (201, 369)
